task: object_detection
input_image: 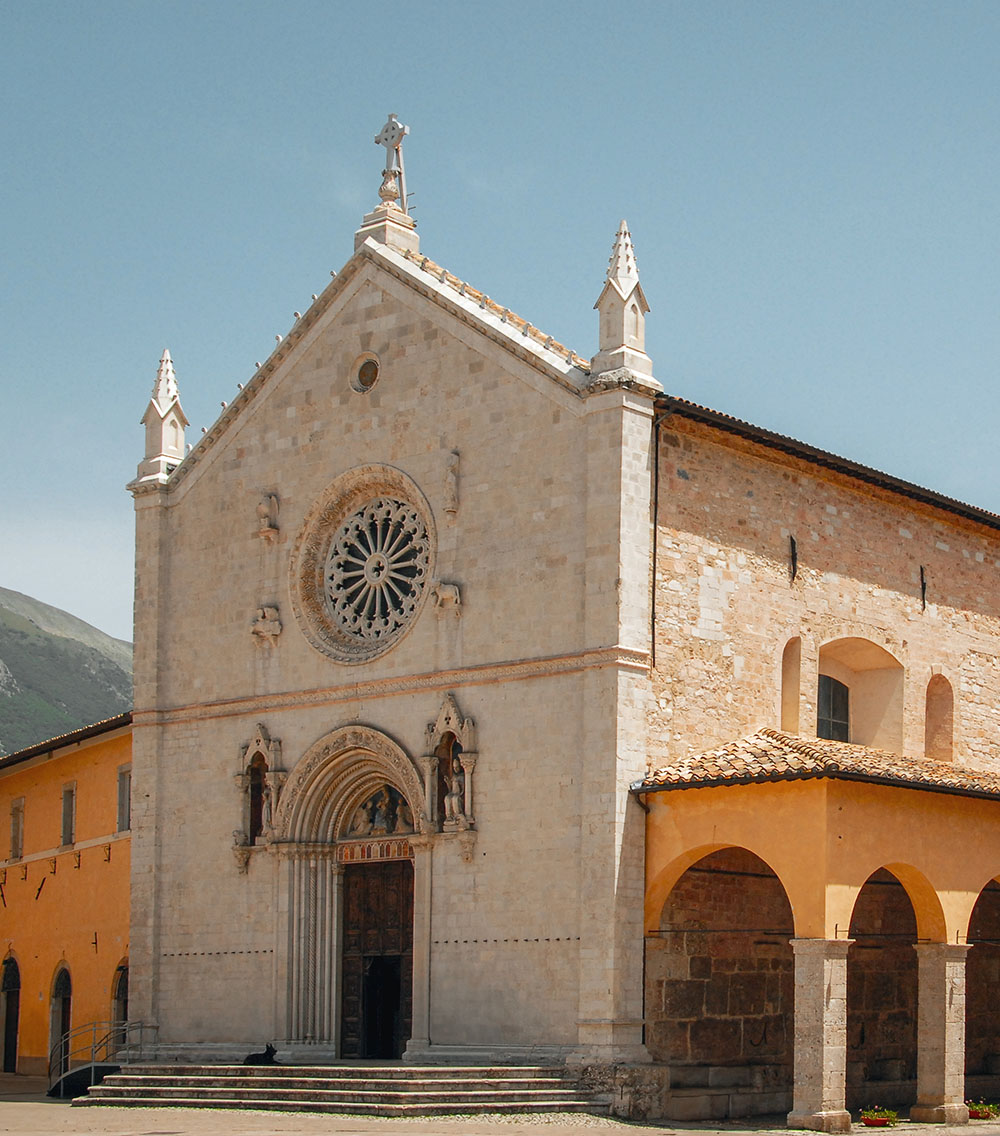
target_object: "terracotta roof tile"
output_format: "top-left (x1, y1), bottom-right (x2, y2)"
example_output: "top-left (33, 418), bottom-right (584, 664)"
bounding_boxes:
top-left (634, 729), bottom-right (1000, 800)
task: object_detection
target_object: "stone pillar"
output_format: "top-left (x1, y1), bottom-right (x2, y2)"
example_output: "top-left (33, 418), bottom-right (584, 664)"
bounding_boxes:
top-left (910, 943), bottom-right (970, 1124)
top-left (404, 836), bottom-right (433, 1060)
top-left (787, 938), bottom-right (853, 1133)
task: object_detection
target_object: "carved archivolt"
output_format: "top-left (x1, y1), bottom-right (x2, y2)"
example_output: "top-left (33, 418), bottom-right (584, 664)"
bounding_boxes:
top-left (272, 724), bottom-right (428, 845)
top-left (288, 465), bottom-right (437, 665)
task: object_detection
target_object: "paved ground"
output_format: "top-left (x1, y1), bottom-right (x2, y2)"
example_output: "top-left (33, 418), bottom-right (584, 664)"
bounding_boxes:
top-left (1, 1079), bottom-right (998, 1136)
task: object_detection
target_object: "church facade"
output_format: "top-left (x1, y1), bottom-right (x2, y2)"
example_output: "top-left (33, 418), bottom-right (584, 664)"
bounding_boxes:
top-left (128, 123), bottom-right (1000, 1130)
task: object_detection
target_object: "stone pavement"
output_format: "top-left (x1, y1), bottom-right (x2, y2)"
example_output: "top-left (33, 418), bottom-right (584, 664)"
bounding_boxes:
top-left (1, 1081), bottom-right (999, 1136)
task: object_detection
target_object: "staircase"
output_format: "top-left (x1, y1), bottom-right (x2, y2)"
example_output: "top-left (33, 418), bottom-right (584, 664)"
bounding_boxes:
top-left (75, 1063), bottom-right (610, 1116)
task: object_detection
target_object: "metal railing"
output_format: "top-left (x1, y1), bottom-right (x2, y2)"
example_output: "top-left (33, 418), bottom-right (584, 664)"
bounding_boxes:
top-left (48, 1019), bottom-right (158, 1097)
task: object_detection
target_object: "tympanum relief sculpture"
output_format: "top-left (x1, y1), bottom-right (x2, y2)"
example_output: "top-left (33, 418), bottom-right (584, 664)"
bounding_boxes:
top-left (347, 784), bottom-right (415, 838)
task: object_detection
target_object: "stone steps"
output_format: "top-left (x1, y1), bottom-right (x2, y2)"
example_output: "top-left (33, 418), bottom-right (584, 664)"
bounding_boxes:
top-left (75, 1063), bottom-right (609, 1116)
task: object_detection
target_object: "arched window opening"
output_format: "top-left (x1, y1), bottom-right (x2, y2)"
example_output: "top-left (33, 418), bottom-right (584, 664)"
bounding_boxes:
top-left (645, 848), bottom-right (795, 1120)
top-left (817, 638), bottom-right (903, 751)
top-left (1, 958), bottom-right (20, 1074)
top-left (248, 753), bottom-right (268, 843)
top-left (781, 637), bottom-right (801, 733)
top-left (846, 869), bottom-right (918, 1109)
top-left (817, 675), bottom-right (849, 741)
top-left (924, 675), bottom-right (954, 763)
top-left (629, 302), bottom-right (640, 341)
top-left (50, 968), bottom-right (72, 1077)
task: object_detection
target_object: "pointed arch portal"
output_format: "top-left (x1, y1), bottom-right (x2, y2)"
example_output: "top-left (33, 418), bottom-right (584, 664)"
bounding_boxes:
top-left (274, 724), bottom-right (428, 1056)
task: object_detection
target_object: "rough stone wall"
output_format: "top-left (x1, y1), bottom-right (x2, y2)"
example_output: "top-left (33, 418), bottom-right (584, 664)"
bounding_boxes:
top-left (966, 882), bottom-right (1000, 1074)
top-left (846, 869), bottom-right (918, 1104)
top-left (645, 848), bottom-right (793, 1079)
top-left (651, 418), bottom-right (1000, 768)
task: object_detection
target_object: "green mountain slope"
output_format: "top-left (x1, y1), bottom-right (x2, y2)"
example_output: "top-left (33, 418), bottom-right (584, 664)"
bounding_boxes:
top-left (0, 588), bottom-right (132, 756)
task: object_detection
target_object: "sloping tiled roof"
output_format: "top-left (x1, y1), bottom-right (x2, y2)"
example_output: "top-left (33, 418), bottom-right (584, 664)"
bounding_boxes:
top-left (656, 395), bottom-right (1000, 534)
top-left (0, 711), bottom-right (132, 773)
top-left (633, 729), bottom-right (1000, 801)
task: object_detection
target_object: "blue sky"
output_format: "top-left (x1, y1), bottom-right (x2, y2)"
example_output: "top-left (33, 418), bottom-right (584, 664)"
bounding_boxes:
top-left (2, 1), bottom-right (999, 642)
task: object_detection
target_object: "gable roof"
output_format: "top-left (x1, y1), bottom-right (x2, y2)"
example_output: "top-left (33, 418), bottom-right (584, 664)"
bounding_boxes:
top-left (633, 728), bottom-right (1000, 802)
top-left (141, 238), bottom-right (596, 497)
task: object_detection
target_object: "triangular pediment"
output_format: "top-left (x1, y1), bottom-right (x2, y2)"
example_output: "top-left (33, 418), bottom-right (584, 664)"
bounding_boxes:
top-left (156, 237), bottom-right (596, 493)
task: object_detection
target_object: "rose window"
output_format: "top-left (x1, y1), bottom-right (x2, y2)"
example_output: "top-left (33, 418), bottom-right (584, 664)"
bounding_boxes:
top-left (323, 498), bottom-right (430, 642)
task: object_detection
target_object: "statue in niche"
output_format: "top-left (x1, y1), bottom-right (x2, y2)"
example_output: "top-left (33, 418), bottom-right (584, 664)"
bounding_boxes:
top-left (257, 493), bottom-right (279, 540)
top-left (260, 785), bottom-right (273, 834)
top-left (444, 450), bottom-right (460, 514)
top-left (444, 757), bottom-right (465, 823)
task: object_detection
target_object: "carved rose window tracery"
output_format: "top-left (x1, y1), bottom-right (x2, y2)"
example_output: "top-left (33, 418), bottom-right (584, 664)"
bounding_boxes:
top-left (290, 466), bottom-right (436, 664)
top-left (324, 498), bottom-right (429, 643)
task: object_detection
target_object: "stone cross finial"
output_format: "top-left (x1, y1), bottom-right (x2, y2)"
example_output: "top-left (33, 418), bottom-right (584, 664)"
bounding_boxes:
top-left (374, 113), bottom-right (409, 214)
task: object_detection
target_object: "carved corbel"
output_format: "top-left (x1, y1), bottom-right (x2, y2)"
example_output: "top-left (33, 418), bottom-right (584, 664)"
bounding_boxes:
top-left (458, 829), bottom-right (477, 863)
top-left (232, 831), bottom-right (251, 873)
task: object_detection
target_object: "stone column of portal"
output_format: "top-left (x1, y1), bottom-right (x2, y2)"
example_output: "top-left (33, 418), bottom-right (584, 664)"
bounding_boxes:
top-left (787, 939), bottom-right (853, 1134)
top-left (910, 943), bottom-right (970, 1124)
top-left (404, 836), bottom-right (433, 1060)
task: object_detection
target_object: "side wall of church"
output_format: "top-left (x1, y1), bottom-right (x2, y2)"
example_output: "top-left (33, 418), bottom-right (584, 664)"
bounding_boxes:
top-left (650, 417), bottom-right (1000, 768)
top-left (131, 260), bottom-right (653, 1053)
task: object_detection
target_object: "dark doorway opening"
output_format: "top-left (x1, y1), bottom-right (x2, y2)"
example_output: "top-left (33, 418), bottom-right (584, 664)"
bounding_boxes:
top-left (340, 859), bottom-right (413, 1059)
top-left (1, 959), bottom-right (20, 1074)
top-left (51, 969), bottom-right (72, 1076)
top-left (363, 955), bottom-right (402, 1058)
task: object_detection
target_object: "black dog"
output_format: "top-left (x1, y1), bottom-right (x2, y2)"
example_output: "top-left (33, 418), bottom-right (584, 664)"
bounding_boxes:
top-left (243, 1043), bottom-right (280, 1066)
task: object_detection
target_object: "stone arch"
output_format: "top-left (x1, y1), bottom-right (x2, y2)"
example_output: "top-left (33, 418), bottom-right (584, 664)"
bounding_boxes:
top-left (274, 724), bottom-right (427, 844)
top-left (645, 846), bottom-right (796, 1118)
top-left (846, 866), bottom-right (924, 1106)
top-left (924, 673), bottom-right (954, 762)
top-left (646, 841), bottom-right (803, 935)
top-left (817, 636), bottom-right (904, 751)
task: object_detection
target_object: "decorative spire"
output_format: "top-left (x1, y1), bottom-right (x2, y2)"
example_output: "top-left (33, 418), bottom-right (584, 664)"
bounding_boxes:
top-left (150, 348), bottom-right (179, 408)
top-left (590, 220), bottom-right (657, 385)
top-left (133, 348), bottom-right (189, 488)
top-left (605, 221), bottom-right (640, 296)
top-left (355, 113), bottom-right (419, 255)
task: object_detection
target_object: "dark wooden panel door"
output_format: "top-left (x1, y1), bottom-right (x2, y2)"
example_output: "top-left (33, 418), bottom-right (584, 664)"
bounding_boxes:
top-left (340, 859), bottom-right (413, 1058)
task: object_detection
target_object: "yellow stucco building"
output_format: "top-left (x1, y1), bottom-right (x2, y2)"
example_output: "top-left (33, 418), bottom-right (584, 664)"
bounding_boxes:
top-left (0, 713), bottom-right (131, 1076)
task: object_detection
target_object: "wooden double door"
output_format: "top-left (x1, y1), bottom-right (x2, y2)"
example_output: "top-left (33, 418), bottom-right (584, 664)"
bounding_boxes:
top-left (340, 859), bottom-right (413, 1059)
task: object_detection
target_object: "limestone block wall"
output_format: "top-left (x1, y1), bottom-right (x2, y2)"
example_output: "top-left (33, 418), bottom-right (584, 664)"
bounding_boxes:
top-left (131, 253), bottom-right (654, 1054)
top-left (651, 417), bottom-right (1000, 767)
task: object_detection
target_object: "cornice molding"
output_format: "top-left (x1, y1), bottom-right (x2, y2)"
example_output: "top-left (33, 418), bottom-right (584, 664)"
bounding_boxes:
top-left (132, 644), bottom-right (650, 727)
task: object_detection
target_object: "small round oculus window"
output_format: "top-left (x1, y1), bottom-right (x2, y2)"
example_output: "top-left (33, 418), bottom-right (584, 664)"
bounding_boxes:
top-left (323, 497), bottom-right (430, 642)
top-left (351, 355), bottom-right (380, 393)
